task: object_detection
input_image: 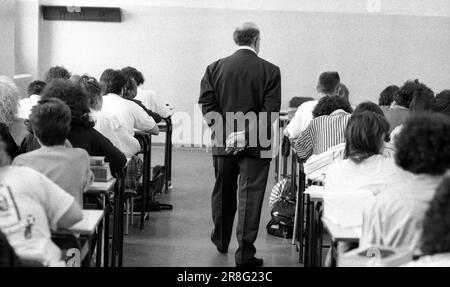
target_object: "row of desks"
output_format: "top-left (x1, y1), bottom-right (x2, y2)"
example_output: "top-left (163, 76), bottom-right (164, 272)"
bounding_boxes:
top-left (53, 118), bottom-right (173, 267)
top-left (289, 150), bottom-right (360, 267)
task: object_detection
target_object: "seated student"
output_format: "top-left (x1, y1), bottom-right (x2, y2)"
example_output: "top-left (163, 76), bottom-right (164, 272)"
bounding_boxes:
top-left (361, 113), bottom-right (450, 252)
top-left (292, 95), bottom-right (352, 160)
top-left (22, 79), bottom-right (127, 174)
top-left (433, 90), bottom-right (450, 117)
top-left (17, 80), bottom-right (46, 119)
top-left (12, 98), bottom-right (94, 204)
top-left (0, 135), bottom-right (83, 267)
top-left (390, 80), bottom-right (435, 143)
top-left (324, 112), bottom-right (404, 195)
top-left (47, 80), bottom-right (127, 174)
top-left (378, 85), bottom-right (399, 112)
top-left (0, 76), bottom-right (28, 146)
top-left (75, 75), bottom-right (142, 193)
top-left (100, 69), bottom-right (159, 136)
top-left (354, 102), bottom-right (398, 148)
top-left (122, 74), bottom-right (162, 123)
top-left (404, 177), bottom-right (450, 267)
top-left (122, 66), bottom-right (174, 119)
top-left (284, 71), bottom-right (341, 139)
top-left (45, 66), bottom-right (71, 83)
top-left (74, 75), bottom-right (141, 158)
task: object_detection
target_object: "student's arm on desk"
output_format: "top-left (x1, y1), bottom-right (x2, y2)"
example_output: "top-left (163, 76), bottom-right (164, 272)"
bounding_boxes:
top-left (37, 172), bottom-right (84, 230)
top-left (147, 125), bottom-right (160, 135)
top-left (132, 100), bottom-right (159, 134)
top-left (57, 201), bottom-right (83, 229)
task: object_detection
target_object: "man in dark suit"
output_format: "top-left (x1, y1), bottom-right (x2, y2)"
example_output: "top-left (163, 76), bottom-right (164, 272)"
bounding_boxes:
top-left (199, 22), bottom-right (281, 267)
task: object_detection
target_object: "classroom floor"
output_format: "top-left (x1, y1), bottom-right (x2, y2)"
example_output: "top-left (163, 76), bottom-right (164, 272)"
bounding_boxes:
top-left (123, 146), bottom-right (301, 267)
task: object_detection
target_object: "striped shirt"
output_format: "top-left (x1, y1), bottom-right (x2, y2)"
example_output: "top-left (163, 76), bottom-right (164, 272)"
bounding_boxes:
top-left (292, 109), bottom-right (351, 160)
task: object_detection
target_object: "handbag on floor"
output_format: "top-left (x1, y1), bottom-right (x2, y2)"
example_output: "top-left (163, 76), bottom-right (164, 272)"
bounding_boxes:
top-left (267, 177), bottom-right (296, 239)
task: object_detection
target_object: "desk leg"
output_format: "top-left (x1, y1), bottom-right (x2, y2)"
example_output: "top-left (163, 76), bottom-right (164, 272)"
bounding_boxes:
top-left (331, 241), bottom-right (338, 267)
top-left (318, 206), bottom-right (324, 267)
top-left (168, 120), bottom-right (172, 187)
top-left (311, 200), bottom-right (316, 267)
top-left (96, 218), bottom-right (103, 267)
top-left (118, 168), bottom-right (127, 267)
top-left (111, 180), bottom-right (120, 267)
top-left (311, 201), bottom-right (321, 267)
top-left (104, 203), bottom-right (110, 267)
top-left (146, 136), bottom-right (152, 222)
top-left (297, 166), bottom-right (305, 264)
top-left (140, 136), bottom-right (149, 229)
top-left (291, 156), bottom-right (298, 246)
top-left (164, 123), bottom-right (169, 193)
top-left (304, 195), bottom-right (311, 267)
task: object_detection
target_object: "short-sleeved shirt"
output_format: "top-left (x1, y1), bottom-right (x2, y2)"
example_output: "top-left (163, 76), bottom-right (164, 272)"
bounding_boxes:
top-left (102, 93), bottom-right (157, 136)
top-left (12, 145), bottom-right (94, 204)
top-left (0, 166), bottom-right (75, 266)
top-left (91, 110), bottom-right (141, 158)
top-left (284, 100), bottom-right (318, 139)
top-left (325, 155), bottom-right (406, 194)
top-left (292, 109), bottom-right (351, 160)
top-left (360, 173), bottom-right (445, 252)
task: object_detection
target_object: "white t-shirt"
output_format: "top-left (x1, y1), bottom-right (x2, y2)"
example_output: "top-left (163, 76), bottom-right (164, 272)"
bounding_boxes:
top-left (91, 110), bottom-right (141, 157)
top-left (136, 87), bottom-right (174, 118)
top-left (361, 173), bottom-right (445, 251)
top-left (102, 93), bottom-right (157, 136)
top-left (325, 155), bottom-right (406, 194)
top-left (0, 166), bottom-right (75, 266)
top-left (323, 155), bottom-right (407, 227)
top-left (284, 100), bottom-right (318, 139)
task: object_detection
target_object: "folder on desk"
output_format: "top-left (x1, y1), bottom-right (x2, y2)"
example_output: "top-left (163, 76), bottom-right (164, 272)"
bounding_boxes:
top-left (90, 157), bottom-right (113, 182)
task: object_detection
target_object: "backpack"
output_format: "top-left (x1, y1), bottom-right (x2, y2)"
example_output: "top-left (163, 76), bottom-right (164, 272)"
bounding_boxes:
top-left (266, 177), bottom-right (296, 239)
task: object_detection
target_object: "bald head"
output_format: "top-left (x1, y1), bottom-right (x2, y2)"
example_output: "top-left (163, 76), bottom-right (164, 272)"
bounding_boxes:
top-left (233, 22), bottom-right (260, 50)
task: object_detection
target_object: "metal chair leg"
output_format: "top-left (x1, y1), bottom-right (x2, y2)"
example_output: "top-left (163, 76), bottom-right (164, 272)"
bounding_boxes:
top-left (125, 199), bottom-right (129, 235)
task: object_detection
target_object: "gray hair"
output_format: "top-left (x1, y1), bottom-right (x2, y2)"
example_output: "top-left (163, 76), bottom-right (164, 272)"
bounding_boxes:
top-left (0, 76), bottom-right (20, 126)
top-left (233, 22), bottom-right (260, 46)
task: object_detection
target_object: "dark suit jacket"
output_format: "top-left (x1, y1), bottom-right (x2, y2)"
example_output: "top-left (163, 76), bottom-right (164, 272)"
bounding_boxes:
top-left (199, 49), bottom-right (281, 158)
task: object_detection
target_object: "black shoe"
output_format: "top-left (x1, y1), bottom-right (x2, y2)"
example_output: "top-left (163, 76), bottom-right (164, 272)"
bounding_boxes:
top-left (211, 230), bottom-right (228, 254)
top-left (236, 257), bottom-right (264, 268)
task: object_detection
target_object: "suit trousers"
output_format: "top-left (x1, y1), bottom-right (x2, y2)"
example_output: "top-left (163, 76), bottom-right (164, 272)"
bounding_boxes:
top-left (211, 155), bottom-right (270, 264)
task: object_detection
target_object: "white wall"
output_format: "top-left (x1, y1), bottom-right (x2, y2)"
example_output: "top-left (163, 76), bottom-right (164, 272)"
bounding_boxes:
top-left (14, 0), bottom-right (450, 145)
top-left (0, 0), bottom-right (15, 77)
top-left (15, 0), bottom-right (40, 79)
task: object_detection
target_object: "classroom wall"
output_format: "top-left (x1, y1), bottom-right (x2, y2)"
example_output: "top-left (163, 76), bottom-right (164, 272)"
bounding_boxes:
top-left (16, 0), bottom-right (450, 145)
top-left (15, 0), bottom-right (40, 79)
top-left (0, 0), bottom-right (15, 77)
